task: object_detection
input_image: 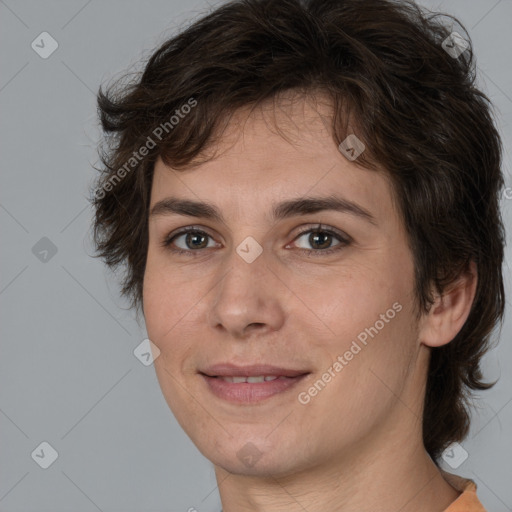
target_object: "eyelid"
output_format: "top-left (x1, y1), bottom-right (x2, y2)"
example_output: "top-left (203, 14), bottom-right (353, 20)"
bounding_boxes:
top-left (160, 224), bottom-right (220, 248)
top-left (161, 223), bottom-right (352, 254)
top-left (288, 223), bottom-right (352, 246)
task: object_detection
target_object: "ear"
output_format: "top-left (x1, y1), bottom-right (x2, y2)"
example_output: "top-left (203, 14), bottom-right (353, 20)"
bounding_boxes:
top-left (418, 261), bottom-right (478, 348)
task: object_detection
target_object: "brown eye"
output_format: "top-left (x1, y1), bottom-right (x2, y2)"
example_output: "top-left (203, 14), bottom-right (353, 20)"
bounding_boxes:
top-left (183, 231), bottom-right (209, 249)
top-left (162, 228), bottom-right (217, 253)
top-left (290, 225), bottom-right (351, 256)
top-left (308, 231), bottom-right (334, 250)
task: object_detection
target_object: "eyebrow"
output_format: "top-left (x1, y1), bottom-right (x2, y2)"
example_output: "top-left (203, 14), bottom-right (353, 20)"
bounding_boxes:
top-left (149, 195), bottom-right (376, 225)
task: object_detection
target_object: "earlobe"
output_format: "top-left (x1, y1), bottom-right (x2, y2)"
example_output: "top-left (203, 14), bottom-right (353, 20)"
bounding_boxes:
top-left (419, 261), bottom-right (478, 348)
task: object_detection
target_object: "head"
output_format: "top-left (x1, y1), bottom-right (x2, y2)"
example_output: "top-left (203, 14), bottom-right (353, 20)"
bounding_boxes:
top-left (90, 0), bottom-right (505, 471)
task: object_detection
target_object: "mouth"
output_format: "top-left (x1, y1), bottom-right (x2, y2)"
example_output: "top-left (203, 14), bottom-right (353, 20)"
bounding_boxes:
top-left (199, 364), bottom-right (311, 403)
top-left (212, 375), bottom-right (298, 383)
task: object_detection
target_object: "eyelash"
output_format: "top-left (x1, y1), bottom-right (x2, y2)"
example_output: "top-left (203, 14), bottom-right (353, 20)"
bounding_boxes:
top-left (161, 224), bottom-right (351, 257)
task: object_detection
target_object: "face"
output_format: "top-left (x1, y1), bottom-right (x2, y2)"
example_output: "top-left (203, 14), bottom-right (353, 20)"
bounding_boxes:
top-left (143, 94), bottom-right (424, 478)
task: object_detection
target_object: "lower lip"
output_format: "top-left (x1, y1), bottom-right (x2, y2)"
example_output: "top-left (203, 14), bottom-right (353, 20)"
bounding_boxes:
top-left (201, 374), bottom-right (309, 403)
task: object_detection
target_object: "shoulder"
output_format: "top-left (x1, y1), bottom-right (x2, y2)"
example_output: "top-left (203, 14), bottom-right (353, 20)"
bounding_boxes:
top-left (441, 469), bottom-right (487, 512)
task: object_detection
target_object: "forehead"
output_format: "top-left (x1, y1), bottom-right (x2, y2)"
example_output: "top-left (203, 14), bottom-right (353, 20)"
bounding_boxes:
top-left (150, 93), bottom-right (397, 224)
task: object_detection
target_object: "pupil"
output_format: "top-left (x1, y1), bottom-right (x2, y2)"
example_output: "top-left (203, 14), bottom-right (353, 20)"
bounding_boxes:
top-left (310, 232), bottom-right (331, 249)
top-left (183, 231), bottom-right (333, 251)
top-left (187, 232), bottom-right (207, 249)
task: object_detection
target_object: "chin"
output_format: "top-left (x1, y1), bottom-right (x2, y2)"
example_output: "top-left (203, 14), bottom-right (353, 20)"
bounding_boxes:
top-left (199, 435), bottom-right (306, 479)
top-left (213, 451), bottom-right (299, 478)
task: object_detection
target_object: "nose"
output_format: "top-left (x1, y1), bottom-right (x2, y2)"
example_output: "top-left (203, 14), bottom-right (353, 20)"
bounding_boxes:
top-left (207, 246), bottom-right (285, 339)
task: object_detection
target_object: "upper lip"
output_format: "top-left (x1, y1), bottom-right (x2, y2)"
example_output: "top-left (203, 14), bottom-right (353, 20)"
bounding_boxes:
top-left (200, 363), bottom-right (310, 378)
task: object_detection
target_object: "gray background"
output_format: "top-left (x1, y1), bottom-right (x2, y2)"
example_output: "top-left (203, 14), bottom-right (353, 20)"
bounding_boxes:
top-left (1, 0), bottom-right (511, 511)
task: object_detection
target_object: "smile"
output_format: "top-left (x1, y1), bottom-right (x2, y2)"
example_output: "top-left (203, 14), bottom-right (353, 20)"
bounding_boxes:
top-left (200, 373), bottom-right (309, 403)
top-left (217, 375), bottom-right (292, 383)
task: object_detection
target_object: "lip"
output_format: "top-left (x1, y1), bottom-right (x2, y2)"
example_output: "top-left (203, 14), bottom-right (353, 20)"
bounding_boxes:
top-left (199, 363), bottom-right (310, 403)
top-left (200, 363), bottom-right (309, 378)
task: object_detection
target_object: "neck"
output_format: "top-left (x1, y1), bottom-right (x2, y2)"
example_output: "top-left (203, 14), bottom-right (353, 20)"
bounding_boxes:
top-left (215, 406), bottom-right (460, 512)
top-left (216, 445), bottom-right (459, 512)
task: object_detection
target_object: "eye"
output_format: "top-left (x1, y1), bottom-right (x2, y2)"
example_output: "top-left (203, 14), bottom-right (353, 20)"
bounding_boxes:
top-left (289, 224), bottom-right (351, 256)
top-left (161, 227), bottom-right (218, 255)
top-left (161, 223), bottom-right (351, 257)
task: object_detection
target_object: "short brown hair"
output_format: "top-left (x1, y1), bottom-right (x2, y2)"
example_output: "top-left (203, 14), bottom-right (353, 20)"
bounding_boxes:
top-left (90, 0), bottom-right (506, 462)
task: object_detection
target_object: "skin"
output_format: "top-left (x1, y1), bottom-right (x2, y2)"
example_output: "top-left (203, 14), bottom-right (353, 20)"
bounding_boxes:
top-left (143, 92), bottom-right (477, 512)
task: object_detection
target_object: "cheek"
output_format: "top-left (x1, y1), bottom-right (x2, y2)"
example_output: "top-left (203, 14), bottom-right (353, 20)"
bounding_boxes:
top-left (298, 257), bottom-right (417, 409)
top-left (142, 264), bottom-right (202, 413)
top-left (301, 258), bottom-right (411, 343)
top-left (142, 255), bottom-right (220, 383)
top-left (142, 258), bottom-right (193, 349)
top-left (296, 308), bottom-right (417, 440)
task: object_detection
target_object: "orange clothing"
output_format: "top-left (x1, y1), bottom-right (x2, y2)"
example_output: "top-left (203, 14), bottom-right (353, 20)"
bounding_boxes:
top-left (442, 470), bottom-right (487, 512)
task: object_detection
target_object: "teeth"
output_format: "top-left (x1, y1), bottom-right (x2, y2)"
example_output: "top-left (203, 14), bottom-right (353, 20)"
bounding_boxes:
top-left (247, 376), bottom-right (265, 383)
top-left (218, 375), bottom-right (280, 383)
